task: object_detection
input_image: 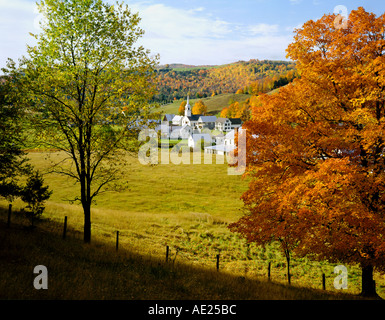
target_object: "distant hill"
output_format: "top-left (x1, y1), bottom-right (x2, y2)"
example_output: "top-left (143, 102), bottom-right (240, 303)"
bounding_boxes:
top-left (158, 63), bottom-right (217, 71)
top-left (154, 59), bottom-right (296, 104)
top-left (159, 93), bottom-right (251, 116)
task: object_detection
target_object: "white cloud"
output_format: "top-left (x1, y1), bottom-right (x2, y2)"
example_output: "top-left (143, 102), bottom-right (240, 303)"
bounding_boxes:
top-left (128, 1), bottom-right (290, 65)
top-left (0, 0), bottom-right (293, 69)
top-left (247, 23), bottom-right (280, 36)
top-left (131, 3), bottom-right (232, 40)
top-left (0, 0), bottom-right (35, 11)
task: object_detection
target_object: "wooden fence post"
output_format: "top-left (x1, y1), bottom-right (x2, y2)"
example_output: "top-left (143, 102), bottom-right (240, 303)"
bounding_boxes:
top-left (246, 243), bottom-right (250, 260)
top-left (7, 204), bottom-right (12, 228)
top-left (216, 254), bottom-right (220, 271)
top-left (116, 231), bottom-right (119, 251)
top-left (166, 246), bottom-right (169, 262)
top-left (62, 216), bottom-right (67, 239)
top-left (268, 262), bottom-right (271, 281)
top-left (322, 273), bottom-right (326, 290)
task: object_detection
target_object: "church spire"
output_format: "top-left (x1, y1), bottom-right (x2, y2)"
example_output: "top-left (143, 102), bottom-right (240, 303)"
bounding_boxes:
top-left (185, 95), bottom-right (192, 117)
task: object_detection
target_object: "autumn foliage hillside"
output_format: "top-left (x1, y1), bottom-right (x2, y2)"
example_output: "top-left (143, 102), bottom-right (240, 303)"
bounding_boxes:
top-left (155, 59), bottom-right (297, 103)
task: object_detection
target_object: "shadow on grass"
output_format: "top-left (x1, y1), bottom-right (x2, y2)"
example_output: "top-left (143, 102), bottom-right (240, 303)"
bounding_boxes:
top-left (0, 205), bottom-right (364, 300)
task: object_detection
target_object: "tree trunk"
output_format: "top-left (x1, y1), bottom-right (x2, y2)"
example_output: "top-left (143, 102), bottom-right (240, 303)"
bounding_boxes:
top-left (83, 203), bottom-right (91, 243)
top-left (361, 265), bottom-right (378, 298)
top-left (281, 241), bottom-right (291, 285)
top-left (286, 254), bottom-right (291, 285)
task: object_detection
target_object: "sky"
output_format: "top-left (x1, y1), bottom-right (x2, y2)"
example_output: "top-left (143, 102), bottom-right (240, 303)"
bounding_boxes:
top-left (0, 0), bottom-right (385, 68)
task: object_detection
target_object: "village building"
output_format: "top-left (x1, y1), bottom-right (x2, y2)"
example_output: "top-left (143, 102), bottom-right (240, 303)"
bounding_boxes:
top-left (215, 118), bottom-right (242, 132)
top-left (212, 132), bottom-right (225, 145)
top-left (158, 124), bottom-right (171, 138)
top-left (229, 118), bottom-right (243, 131)
top-left (172, 115), bottom-right (183, 126)
top-left (170, 125), bottom-right (194, 140)
top-left (204, 144), bottom-right (236, 156)
top-left (182, 114), bottom-right (201, 128)
top-left (215, 118), bottom-right (231, 132)
top-left (224, 130), bottom-right (235, 146)
top-left (162, 114), bottom-right (175, 126)
top-left (159, 97), bottom-right (243, 144)
top-left (188, 133), bottom-right (213, 150)
top-left (197, 116), bottom-right (217, 130)
top-left (181, 96), bottom-right (203, 128)
top-left (204, 129), bottom-right (239, 156)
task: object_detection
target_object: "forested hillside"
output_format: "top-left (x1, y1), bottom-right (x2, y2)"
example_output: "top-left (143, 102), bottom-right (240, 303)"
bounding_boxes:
top-left (154, 59), bottom-right (297, 103)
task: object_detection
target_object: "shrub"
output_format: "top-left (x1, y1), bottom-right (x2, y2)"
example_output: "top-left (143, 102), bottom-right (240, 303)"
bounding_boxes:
top-left (20, 170), bottom-right (52, 227)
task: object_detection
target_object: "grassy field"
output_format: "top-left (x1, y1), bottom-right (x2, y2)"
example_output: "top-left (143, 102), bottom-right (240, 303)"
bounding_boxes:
top-left (159, 93), bottom-right (251, 116)
top-left (1, 150), bottom-right (385, 300)
top-left (0, 211), bottom-right (358, 300)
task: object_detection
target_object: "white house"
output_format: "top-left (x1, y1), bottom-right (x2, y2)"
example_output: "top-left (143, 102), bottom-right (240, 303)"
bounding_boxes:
top-left (204, 129), bottom-right (237, 156)
top-left (182, 114), bottom-right (201, 128)
top-left (170, 125), bottom-right (193, 140)
top-left (224, 130), bottom-right (235, 146)
top-left (204, 144), bottom-right (236, 156)
top-left (162, 114), bottom-right (175, 125)
top-left (188, 133), bottom-right (213, 149)
top-left (172, 115), bottom-right (183, 126)
top-left (197, 116), bottom-right (217, 130)
top-left (215, 118), bottom-right (242, 132)
top-left (215, 118), bottom-right (232, 132)
top-left (212, 133), bottom-right (225, 145)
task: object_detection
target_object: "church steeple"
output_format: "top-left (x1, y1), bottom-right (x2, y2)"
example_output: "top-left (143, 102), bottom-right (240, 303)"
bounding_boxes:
top-left (185, 95), bottom-right (192, 117)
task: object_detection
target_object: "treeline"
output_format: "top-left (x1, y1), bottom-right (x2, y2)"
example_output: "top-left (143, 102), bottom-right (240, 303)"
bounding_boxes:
top-left (154, 59), bottom-right (296, 103)
top-left (0, 78), bottom-right (52, 227)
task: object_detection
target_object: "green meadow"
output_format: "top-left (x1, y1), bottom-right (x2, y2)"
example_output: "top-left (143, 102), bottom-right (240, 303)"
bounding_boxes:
top-left (1, 150), bottom-right (384, 299)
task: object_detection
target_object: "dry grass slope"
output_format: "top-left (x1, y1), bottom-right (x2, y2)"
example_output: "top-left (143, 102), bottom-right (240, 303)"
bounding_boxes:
top-left (0, 208), bottom-right (358, 300)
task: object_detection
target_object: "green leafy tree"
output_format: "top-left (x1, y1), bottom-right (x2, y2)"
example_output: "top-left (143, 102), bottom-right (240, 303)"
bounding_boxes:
top-left (21, 171), bottom-right (52, 227)
top-left (0, 78), bottom-right (31, 202)
top-left (4, 0), bottom-right (158, 242)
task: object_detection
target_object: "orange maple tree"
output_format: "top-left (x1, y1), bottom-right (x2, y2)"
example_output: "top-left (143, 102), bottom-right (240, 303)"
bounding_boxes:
top-left (229, 7), bottom-right (385, 297)
top-left (178, 100), bottom-right (187, 115)
top-left (192, 100), bottom-right (207, 115)
top-left (220, 96), bottom-right (259, 121)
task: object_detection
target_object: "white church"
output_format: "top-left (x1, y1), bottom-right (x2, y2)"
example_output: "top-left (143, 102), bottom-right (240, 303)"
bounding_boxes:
top-left (158, 97), bottom-right (243, 155)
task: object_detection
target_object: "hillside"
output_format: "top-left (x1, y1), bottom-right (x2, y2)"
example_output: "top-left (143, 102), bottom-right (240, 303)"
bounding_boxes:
top-left (154, 59), bottom-right (296, 104)
top-left (159, 93), bottom-right (251, 116)
top-left (159, 63), bottom-right (217, 71)
top-left (1, 151), bottom-right (384, 301)
top-left (0, 204), bottom-right (360, 301)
